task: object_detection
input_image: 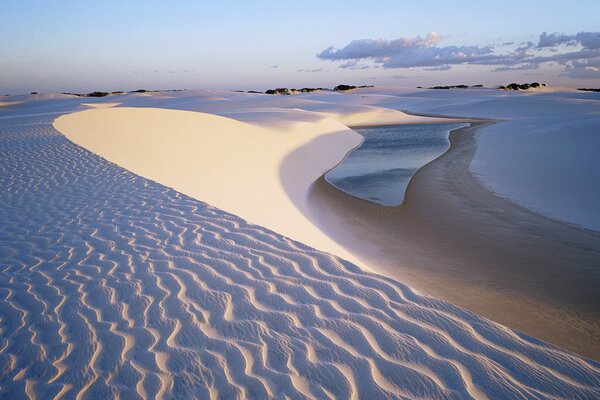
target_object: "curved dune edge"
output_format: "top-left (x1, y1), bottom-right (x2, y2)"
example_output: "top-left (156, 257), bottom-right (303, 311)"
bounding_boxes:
top-left (81, 102), bottom-right (121, 108)
top-left (0, 101), bottom-right (22, 108)
top-left (54, 106), bottom-right (440, 271)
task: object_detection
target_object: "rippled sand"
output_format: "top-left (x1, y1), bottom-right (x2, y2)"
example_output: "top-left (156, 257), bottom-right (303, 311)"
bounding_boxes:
top-left (0, 99), bottom-right (599, 398)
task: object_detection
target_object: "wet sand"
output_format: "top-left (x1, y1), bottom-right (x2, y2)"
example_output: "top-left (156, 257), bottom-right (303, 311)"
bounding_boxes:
top-left (308, 121), bottom-right (600, 361)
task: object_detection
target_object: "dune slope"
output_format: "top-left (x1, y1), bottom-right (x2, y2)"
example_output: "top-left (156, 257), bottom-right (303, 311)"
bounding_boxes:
top-left (54, 107), bottom-right (366, 269)
top-left (0, 110), bottom-right (599, 398)
top-left (54, 105), bottom-right (448, 272)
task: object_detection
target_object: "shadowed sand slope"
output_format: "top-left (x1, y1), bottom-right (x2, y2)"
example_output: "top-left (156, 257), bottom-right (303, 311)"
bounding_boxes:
top-left (0, 112), bottom-right (599, 398)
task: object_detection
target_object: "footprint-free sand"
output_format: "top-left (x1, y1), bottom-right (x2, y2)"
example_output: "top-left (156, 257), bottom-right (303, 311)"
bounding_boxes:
top-left (1, 89), bottom-right (598, 398)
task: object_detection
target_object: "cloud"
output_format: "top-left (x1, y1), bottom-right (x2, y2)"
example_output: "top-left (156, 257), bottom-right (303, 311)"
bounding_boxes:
top-left (317, 34), bottom-right (513, 69)
top-left (561, 58), bottom-right (600, 79)
top-left (339, 60), bottom-right (370, 70)
top-left (537, 32), bottom-right (576, 48)
top-left (318, 32), bottom-right (442, 61)
top-left (492, 63), bottom-right (539, 72)
top-left (297, 68), bottom-right (323, 73)
top-left (317, 31), bottom-right (600, 79)
top-left (537, 32), bottom-right (600, 49)
top-left (576, 32), bottom-right (600, 49)
top-left (424, 65), bottom-right (451, 71)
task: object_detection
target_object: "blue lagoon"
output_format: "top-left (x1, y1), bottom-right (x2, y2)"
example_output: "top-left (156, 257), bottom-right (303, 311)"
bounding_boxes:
top-left (326, 122), bottom-right (468, 206)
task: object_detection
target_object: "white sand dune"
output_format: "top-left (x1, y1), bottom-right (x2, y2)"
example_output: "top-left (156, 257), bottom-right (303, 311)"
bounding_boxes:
top-left (0, 95), bottom-right (599, 398)
top-left (0, 101), bottom-right (22, 108)
top-left (54, 105), bottom-right (442, 270)
top-left (55, 107), bottom-right (365, 269)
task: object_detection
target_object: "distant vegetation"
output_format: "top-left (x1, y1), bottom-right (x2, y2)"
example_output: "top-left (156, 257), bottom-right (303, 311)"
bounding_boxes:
top-left (421, 83), bottom-right (548, 91)
top-left (62, 89), bottom-right (183, 97)
top-left (89, 92), bottom-right (111, 97)
top-left (265, 88), bottom-right (299, 95)
top-left (428, 85), bottom-right (470, 89)
top-left (63, 91), bottom-right (121, 97)
top-left (578, 88), bottom-right (600, 92)
top-left (498, 82), bottom-right (545, 91)
top-left (334, 84), bottom-right (356, 91)
top-left (334, 84), bottom-right (374, 91)
top-left (263, 84), bottom-right (373, 95)
top-left (300, 87), bottom-right (324, 92)
top-left (426, 84), bottom-right (486, 89)
top-left (264, 87), bottom-right (326, 95)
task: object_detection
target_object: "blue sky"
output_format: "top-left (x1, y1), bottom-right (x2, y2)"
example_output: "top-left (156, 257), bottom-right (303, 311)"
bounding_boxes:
top-left (1, 1), bottom-right (600, 93)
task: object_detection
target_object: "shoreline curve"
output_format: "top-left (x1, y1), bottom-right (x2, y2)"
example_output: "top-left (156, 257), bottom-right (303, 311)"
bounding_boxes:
top-left (309, 118), bottom-right (600, 361)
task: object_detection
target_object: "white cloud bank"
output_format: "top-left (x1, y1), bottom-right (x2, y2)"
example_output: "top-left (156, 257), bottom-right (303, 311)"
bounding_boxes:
top-left (317, 32), bottom-right (600, 79)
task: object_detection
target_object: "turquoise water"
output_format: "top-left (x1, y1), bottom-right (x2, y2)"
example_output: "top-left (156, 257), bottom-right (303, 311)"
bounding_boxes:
top-left (325, 123), bottom-right (467, 206)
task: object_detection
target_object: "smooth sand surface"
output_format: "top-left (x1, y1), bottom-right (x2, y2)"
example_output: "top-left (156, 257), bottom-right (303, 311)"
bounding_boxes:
top-left (309, 121), bottom-right (600, 361)
top-left (1, 95), bottom-right (598, 399)
top-left (0, 101), bottom-right (21, 108)
top-left (81, 102), bottom-right (121, 108)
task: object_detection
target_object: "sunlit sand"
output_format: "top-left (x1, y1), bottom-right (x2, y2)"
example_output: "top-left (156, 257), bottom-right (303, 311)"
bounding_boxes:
top-left (1, 88), bottom-right (599, 398)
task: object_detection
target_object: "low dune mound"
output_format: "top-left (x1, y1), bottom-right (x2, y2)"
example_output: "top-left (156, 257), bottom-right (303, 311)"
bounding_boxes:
top-left (0, 101), bottom-right (22, 108)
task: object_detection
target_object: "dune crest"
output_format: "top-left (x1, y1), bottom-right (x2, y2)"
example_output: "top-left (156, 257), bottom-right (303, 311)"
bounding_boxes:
top-left (54, 105), bottom-right (446, 270)
top-left (81, 102), bottom-right (121, 109)
top-left (55, 107), bottom-right (366, 268)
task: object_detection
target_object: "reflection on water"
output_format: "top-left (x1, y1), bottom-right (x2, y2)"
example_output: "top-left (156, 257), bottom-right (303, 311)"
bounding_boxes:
top-left (325, 123), bottom-right (467, 206)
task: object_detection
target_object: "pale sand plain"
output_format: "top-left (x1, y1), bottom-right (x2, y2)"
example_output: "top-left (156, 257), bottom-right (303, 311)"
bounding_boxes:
top-left (53, 90), bottom-right (600, 361)
top-left (0, 90), bottom-right (598, 398)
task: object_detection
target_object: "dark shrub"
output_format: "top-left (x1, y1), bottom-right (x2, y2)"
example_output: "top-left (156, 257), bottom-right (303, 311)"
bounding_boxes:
top-left (87, 92), bottom-right (110, 97)
top-left (334, 84), bottom-right (357, 91)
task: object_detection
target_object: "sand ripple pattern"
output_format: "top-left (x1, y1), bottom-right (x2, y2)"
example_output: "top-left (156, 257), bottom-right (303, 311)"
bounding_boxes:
top-left (0, 114), bottom-right (599, 399)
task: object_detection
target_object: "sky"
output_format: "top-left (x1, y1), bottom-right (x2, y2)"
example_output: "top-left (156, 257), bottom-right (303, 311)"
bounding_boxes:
top-left (1, 0), bottom-right (600, 93)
